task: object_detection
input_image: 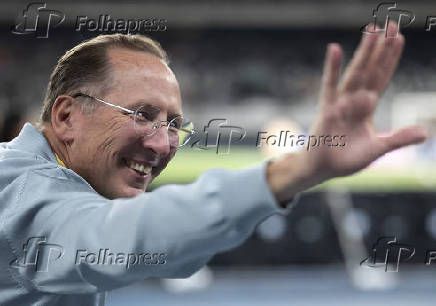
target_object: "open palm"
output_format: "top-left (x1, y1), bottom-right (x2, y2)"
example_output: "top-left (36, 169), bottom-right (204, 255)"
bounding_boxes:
top-left (304, 22), bottom-right (427, 181)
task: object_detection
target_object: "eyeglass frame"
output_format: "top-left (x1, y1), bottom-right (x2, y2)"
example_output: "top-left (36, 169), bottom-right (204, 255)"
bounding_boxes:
top-left (70, 92), bottom-right (195, 147)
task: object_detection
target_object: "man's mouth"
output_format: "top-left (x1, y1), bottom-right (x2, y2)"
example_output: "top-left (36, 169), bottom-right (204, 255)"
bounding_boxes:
top-left (124, 159), bottom-right (154, 176)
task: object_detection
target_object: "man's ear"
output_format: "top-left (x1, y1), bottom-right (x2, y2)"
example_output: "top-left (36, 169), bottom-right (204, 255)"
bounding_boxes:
top-left (51, 95), bottom-right (77, 142)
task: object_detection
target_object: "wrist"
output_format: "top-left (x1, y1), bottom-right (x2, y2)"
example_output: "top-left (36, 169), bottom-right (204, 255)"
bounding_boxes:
top-left (266, 151), bottom-right (324, 204)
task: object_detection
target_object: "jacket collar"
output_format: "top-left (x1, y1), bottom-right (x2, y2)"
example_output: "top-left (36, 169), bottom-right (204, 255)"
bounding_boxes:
top-left (9, 123), bottom-right (58, 164)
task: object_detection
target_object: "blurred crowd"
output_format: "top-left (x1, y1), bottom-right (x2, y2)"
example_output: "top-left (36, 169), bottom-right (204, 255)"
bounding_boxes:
top-left (1, 26), bottom-right (436, 141)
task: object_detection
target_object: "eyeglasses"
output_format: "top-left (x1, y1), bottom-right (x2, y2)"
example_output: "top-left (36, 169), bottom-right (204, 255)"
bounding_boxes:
top-left (71, 93), bottom-right (195, 147)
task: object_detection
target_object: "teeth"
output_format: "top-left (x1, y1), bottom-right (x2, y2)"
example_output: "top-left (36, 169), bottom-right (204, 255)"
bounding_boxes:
top-left (128, 161), bottom-right (152, 175)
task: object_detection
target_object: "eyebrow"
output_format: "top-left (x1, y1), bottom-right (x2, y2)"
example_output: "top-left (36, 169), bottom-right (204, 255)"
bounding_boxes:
top-left (127, 102), bottom-right (182, 120)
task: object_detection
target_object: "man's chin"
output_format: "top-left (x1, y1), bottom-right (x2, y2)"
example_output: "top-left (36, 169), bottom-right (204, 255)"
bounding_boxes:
top-left (99, 169), bottom-right (153, 199)
top-left (118, 185), bottom-right (147, 199)
top-left (99, 183), bottom-right (147, 199)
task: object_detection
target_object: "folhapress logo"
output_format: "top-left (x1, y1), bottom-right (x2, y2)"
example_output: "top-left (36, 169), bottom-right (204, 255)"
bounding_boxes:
top-left (11, 2), bottom-right (65, 38)
top-left (191, 119), bottom-right (246, 154)
top-left (360, 237), bottom-right (415, 272)
top-left (361, 2), bottom-right (415, 37)
top-left (10, 237), bottom-right (64, 272)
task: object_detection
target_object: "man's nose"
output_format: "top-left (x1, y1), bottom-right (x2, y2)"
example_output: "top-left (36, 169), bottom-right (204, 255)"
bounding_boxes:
top-left (142, 126), bottom-right (171, 155)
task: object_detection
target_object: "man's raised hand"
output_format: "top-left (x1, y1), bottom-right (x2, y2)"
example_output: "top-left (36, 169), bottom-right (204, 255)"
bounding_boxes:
top-left (267, 21), bottom-right (427, 204)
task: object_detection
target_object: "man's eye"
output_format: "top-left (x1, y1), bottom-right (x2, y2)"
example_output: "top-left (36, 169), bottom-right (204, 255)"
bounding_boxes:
top-left (135, 105), bottom-right (161, 122)
top-left (169, 119), bottom-right (182, 129)
top-left (137, 112), bottom-right (153, 121)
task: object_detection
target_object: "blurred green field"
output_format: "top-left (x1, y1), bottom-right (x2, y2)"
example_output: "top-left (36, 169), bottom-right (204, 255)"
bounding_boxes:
top-left (150, 146), bottom-right (436, 192)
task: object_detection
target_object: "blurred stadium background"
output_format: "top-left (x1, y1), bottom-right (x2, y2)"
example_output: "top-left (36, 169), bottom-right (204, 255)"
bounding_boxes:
top-left (1, 0), bottom-right (436, 305)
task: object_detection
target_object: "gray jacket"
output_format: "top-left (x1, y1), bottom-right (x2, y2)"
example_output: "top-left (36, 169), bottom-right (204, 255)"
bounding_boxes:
top-left (0, 123), bottom-right (296, 305)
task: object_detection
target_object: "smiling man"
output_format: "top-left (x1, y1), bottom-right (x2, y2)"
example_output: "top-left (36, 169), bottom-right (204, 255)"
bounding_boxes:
top-left (0, 23), bottom-right (428, 306)
top-left (40, 37), bottom-right (181, 199)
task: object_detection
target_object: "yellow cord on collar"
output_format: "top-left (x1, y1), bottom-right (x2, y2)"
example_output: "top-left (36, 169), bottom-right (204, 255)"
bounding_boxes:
top-left (55, 153), bottom-right (67, 168)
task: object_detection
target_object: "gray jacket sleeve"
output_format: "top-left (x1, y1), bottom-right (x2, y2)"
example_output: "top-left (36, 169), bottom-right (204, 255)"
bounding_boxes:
top-left (5, 162), bottom-right (297, 294)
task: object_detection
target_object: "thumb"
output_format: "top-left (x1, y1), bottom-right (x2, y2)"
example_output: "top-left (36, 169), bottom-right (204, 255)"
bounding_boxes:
top-left (378, 126), bottom-right (428, 155)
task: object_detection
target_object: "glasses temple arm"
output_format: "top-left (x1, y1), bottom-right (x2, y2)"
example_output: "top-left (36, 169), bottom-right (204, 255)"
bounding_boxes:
top-left (92, 97), bottom-right (135, 115)
top-left (73, 93), bottom-right (135, 115)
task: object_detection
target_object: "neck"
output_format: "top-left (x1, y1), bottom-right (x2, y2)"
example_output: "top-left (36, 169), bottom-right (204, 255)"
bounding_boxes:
top-left (41, 124), bottom-right (71, 168)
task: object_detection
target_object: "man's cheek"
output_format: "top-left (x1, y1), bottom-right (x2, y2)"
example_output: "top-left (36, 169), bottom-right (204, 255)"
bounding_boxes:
top-left (166, 148), bottom-right (177, 166)
top-left (153, 150), bottom-right (176, 178)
